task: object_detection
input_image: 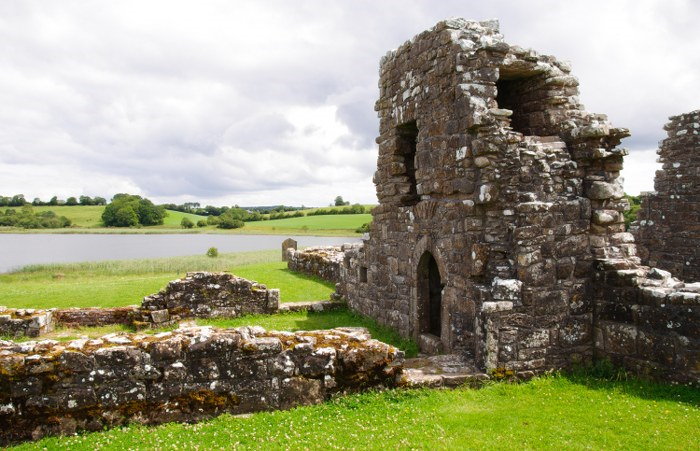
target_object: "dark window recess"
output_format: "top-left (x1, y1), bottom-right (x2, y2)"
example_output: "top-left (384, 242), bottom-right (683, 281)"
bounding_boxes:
top-left (359, 266), bottom-right (368, 283)
top-left (496, 70), bottom-right (542, 136)
top-left (396, 121), bottom-right (419, 206)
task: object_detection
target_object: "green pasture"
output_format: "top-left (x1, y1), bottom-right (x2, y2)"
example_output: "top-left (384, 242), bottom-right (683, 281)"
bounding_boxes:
top-left (0, 250), bottom-right (334, 309)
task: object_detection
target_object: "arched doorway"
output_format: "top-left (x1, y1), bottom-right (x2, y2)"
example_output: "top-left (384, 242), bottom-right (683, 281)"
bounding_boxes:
top-left (417, 252), bottom-right (443, 337)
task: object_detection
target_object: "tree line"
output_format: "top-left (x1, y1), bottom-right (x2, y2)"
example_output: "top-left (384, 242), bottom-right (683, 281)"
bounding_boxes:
top-left (0, 194), bottom-right (107, 207)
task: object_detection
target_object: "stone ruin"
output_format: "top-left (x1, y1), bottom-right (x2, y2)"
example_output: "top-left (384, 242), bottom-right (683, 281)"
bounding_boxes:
top-left (288, 19), bottom-right (698, 383)
top-left (632, 110), bottom-right (699, 282)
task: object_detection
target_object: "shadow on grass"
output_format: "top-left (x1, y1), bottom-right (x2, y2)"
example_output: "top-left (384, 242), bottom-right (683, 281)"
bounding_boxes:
top-left (561, 362), bottom-right (700, 407)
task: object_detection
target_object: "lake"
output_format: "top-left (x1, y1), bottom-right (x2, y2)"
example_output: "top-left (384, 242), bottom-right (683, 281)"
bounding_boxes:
top-left (0, 234), bottom-right (360, 273)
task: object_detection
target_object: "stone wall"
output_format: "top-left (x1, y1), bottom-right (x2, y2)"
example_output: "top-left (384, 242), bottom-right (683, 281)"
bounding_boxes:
top-left (633, 110), bottom-right (700, 282)
top-left (0, 309), bottom-right (54, 338)
top-left (593, 261), bottom-right (700, 383)
top-left (54, 307), bottom-right (138, 328)
top-left (139, 272), bottom-right (279, 326)
top-left (0, 325), bottom-right (403, 444)
top-left (287, 246), bottom-right (346, 284)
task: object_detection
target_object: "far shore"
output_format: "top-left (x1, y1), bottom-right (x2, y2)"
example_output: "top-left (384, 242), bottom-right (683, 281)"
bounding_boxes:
top-left (0, 226), bottom-right (360, 237)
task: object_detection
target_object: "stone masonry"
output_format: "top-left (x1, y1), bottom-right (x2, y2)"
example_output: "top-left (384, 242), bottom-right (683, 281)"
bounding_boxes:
top-left (139, 272), bottom-right (279, 326)
top-left (287, 246), bottom-right (346, 283)
top-left (0, 325), bottom-right (402, 444)
top-left (632, 110), bottom-right (700, 282)
top-left (312, 19), bottom-right (699, 382)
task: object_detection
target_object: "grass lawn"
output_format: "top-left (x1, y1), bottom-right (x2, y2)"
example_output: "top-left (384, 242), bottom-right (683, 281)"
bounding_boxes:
top-left (0, 250), bottom-right (334, 309)
top-left (12, 374), bottom-right (699, 450)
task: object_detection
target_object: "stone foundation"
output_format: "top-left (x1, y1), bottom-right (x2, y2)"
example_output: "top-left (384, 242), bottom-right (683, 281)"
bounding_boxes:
top-left (632, 110), bottom-right (700, 282)
top-left (0, 325), bottom-right (402, 444)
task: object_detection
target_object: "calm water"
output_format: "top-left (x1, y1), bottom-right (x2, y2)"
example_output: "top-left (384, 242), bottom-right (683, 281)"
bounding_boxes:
top-left (0, 234), bottom-right (359, 273)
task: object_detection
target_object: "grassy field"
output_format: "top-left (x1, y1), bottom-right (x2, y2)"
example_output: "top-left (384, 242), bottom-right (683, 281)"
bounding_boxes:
top-left (0, 250), bottom-right (334, 309)
top-left (13, 373), bottom-right (699, 450)
top-left (0, 206), bottom-right (369, 236)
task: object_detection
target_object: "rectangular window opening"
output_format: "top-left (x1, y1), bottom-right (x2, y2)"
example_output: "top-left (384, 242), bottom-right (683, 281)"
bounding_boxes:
top-left (359, 266), bottom-right (368, 283)
top-left (396, 121), bottom-right (419, 206)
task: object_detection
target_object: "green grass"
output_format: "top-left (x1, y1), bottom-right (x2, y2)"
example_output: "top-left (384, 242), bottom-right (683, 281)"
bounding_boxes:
top-left (0, 250), bottom-right (333, 309)
top-left (10, 308), bottom-right (418, 356)
top-left (13, 374), bottom-right (699, 450)
top-left (197, 308), bottom-right (418, 356)
top-left (244, 213), bottom-right (371, 233)
top-left (158, 210), bottom-right (207, 227)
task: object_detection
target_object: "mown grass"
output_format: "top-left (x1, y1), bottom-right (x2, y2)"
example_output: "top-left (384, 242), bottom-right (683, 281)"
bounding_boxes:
top-left (0, 250), bottom-right (333, 309)
top-left (13, 374), bottom-right (699, 450)
top-left (244, 213), bottom-right (371, 233)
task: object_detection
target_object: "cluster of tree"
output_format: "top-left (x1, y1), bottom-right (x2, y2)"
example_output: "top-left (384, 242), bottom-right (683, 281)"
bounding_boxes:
top-left (0, 194), bottom-right (107, 207)
top-left (334, 196), bottom-right (351, 206)
top-left (180, 217), bottom-right (208, 229)
top-left (307, 204), bottom-right (367, 216)
top-left (0, 206), bottom-right (71, 229)
top-left (101, 194), bottom-right (166, 227)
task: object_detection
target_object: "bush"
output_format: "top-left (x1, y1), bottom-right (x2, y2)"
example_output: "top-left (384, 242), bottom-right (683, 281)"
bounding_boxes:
top-left (355, 222), bottom-right (371, 233)
top-left (102, 194), bottom-right (166, 227)
top-left (206, 247), bottom-right (219, 258)
top-left (196, 219), bottom-right (207, 227)
top-left (623, 194), bottom-right (641, 230)
top-left (181, 217), bottom-right (195, 229)
top-left (218, 217), bottom-right (244, 229)
top-left (206, 215), bottom-right (221, 225)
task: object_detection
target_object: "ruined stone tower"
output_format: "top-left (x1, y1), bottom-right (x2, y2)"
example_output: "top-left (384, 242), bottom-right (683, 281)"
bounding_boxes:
top-left (333, 19), bottom-right (699, 380)
top-left (633, 111), bottom-right (700, 282)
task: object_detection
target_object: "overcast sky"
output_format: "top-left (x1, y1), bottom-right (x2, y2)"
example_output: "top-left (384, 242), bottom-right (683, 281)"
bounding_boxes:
top-left (0, 1), bottom-right (698, 206)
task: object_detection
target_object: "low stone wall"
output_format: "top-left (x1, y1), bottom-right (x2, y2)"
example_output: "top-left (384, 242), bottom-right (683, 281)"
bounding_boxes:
top-left (140, 272), bottom-right (279, 325)
top-left (54, 307), bottom-right (138, 328)
top-left (0, 325), bottom-right (403, 444)
top-left (593, 260), bottom-right (700, 384)
top-left (0, 309), bottom-right (54, 338)
top-left (287, 246), bottom-right (347, 283)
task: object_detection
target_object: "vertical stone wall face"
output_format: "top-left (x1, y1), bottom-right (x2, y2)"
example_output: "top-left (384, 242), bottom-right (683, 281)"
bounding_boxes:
top-left (0, 309), bottom-right (54, 338)
top-left (0, 326), bottom-right (403, 444)
top-left (633, 111), bottom-right (700, 282)
top-left (339, 18), bottom-right (643, 374)
top-left (140, 272), bottom-right (279, 324)
top-left (287, 246), bottom-right (345, 284)
top-left (593, 263), bottom-right (699, 383)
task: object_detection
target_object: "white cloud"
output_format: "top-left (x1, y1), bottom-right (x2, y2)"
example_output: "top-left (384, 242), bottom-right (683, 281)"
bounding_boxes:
top-left (0, 0), bottom-right (697, 205)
